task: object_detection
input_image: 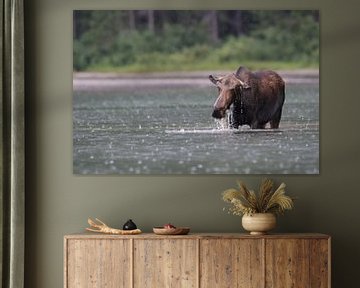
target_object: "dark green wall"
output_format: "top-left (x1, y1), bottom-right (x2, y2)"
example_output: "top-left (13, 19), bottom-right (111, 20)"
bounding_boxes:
top-left (25, 1), bottom-right (360, 287)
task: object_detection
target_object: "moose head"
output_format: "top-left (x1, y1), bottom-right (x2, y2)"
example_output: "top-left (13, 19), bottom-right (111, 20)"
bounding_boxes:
top-left (209, 73), bottom-right (250, 119)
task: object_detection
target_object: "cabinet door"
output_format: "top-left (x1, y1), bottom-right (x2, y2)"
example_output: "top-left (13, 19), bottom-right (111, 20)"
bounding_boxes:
top-left (134, 239), bottom-right (198, 288)
top-left (266, 239), bottom-right (310, 287)
top-left (200, 239), bottom-right (264, 288)
top-left (66, 239), bottom-right (131, 288)
top-left (309, 239), bottom-right (330, 288)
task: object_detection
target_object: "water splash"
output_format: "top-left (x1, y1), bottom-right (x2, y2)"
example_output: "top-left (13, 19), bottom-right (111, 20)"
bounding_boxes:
top-left (214, 111), bottom-right (230, 130)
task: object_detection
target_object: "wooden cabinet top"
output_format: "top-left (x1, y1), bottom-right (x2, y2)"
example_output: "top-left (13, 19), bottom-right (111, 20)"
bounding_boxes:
top-left (64, 232), bottom-right (330, 240)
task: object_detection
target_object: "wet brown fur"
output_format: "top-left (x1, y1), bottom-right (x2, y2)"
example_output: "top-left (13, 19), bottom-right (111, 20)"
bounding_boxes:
top-left (210, 66), bottom-right (285, 129)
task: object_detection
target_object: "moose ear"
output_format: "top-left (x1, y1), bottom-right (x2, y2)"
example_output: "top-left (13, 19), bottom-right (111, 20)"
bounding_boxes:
top-left (235, 66), bottom-right (249, 77)
top-left (209, 75), bottom-right (218, 85)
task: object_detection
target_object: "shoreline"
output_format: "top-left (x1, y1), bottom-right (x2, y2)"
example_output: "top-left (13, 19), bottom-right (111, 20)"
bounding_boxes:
top-left (73, 69), bottom-right (319, 91)
top-left (74, 69), bottom-right (319, 79)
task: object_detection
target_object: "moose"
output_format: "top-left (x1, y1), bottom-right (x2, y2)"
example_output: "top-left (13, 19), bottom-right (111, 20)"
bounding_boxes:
top-left (209, 66), bottom-right (285, 129)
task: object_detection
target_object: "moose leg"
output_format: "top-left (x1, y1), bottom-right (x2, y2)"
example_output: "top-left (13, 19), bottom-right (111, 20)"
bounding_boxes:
top-left (229, 116), bottom-right (240, 129)
top-left (270, 106), bottom-right (283, 129)
top-left (229, 107), bottom-right (240, 129)
top-left (230, 122), bottom-right (239, 129)
top-left (250, 121), bottom-right (266, 129)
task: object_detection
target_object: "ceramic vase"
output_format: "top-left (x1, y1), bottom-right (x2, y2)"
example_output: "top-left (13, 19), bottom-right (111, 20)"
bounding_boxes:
top-left (242, 213), bottom-right (276, 235)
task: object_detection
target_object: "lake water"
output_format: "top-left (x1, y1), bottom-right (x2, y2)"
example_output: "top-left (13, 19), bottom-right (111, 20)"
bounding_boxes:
top-left (73, 76), bottom-right (319, 174)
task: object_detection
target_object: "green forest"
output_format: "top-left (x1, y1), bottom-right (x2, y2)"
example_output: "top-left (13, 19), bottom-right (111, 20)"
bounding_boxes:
top-left (73, 10), bottom-right (319, 72)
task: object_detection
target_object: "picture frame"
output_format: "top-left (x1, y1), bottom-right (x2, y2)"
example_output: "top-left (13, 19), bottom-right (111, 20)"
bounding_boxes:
top-left (73, 10), bottom-right (319, 175)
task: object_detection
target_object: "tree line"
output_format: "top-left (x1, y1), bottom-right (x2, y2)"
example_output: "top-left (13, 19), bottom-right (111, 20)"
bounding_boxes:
top-left (74, 10), bottom-right (319, 72)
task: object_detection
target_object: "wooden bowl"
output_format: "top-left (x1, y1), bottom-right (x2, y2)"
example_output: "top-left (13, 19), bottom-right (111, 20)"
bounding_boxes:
top-left (153, 227), bottom-right (190, 235)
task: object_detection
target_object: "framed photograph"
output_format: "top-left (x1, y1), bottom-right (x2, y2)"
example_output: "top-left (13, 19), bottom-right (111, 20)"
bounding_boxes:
top-left (73, 10), bottom-right (319, 175)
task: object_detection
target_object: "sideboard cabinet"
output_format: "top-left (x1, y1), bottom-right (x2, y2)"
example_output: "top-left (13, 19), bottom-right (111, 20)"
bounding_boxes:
top-left (64, 233), bottom-right (330, 288)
